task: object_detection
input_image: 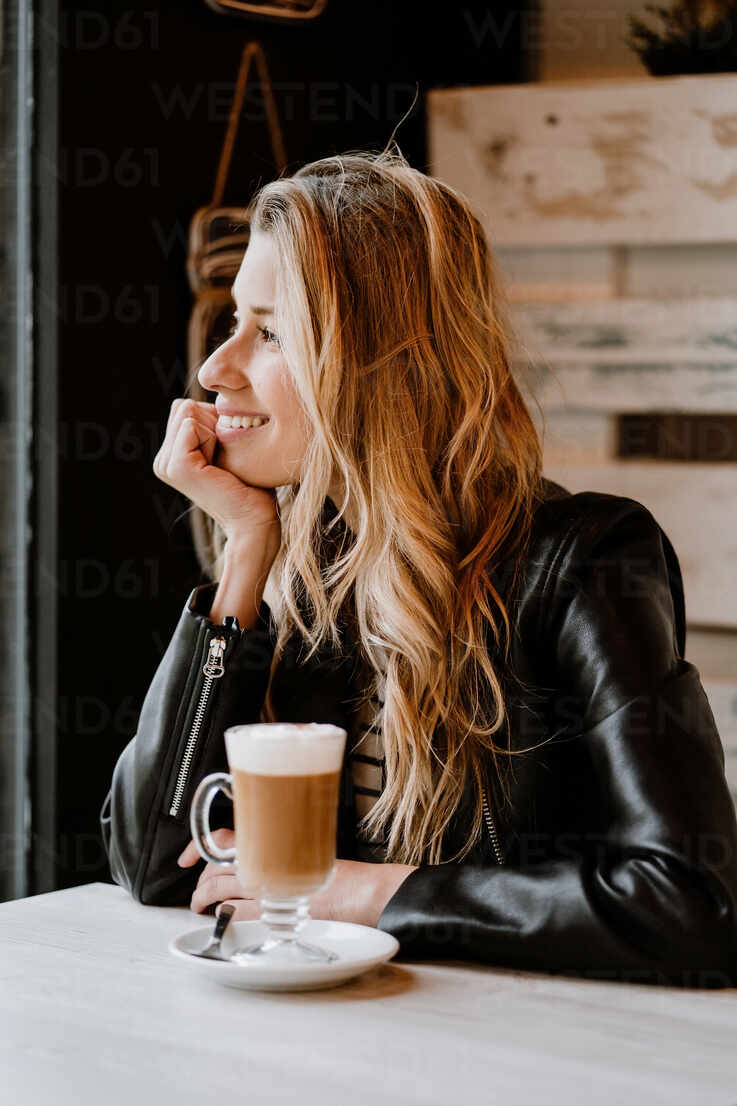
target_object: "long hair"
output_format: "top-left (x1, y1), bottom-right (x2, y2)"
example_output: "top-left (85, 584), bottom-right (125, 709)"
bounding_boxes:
top-left (187, 144), bottom-right (548, 866)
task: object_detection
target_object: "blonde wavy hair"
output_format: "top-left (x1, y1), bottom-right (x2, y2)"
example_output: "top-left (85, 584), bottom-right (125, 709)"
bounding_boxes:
top-left (187, 144), bottom-right (548, 866)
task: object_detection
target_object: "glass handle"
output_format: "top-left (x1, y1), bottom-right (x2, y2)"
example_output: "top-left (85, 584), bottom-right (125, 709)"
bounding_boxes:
top-left (190, 772), bottom-right (236, 868)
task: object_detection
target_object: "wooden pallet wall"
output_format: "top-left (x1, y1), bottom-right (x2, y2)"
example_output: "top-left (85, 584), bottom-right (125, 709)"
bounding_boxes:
top-left (428, 75), bottom-right (737, 808)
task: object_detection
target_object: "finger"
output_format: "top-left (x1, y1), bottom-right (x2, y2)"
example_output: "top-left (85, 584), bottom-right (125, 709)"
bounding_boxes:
top-left (188, 413), bottom-right (219, 468)
top-left (153, 397), bottom-right (187, 476)
top-left (154, 398), bottom-right (217, 477)
top-left (156, 398), bottom-right (211, 475)
top-left (177, 827), bottom-right (234, 868)
top-left (168, 416), bottom-right (218, 482)
top-left (190, 874), bottom-right (251, 914)
top-left (196, 859), bottom-right (236, 885)
top-left (216, 899), bottom-right (261, 923)
top-left (155, 414), bottom-right (210, 489)
top-left (176, 839), bottom-right (200, 867)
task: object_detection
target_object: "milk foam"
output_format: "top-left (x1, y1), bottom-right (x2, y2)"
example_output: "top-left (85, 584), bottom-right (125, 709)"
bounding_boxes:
top-left (225, 723), bottom-right (346, 776)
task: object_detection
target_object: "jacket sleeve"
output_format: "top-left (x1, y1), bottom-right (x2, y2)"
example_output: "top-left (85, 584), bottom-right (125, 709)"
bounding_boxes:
top-left (376, 500), bottom-right (737, 988)
top-left (99, 582), bottom-right (275, 906)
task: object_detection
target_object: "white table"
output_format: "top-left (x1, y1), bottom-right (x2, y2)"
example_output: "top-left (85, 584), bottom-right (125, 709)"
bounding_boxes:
top-left (2, 882), bottom-right (737, 1106)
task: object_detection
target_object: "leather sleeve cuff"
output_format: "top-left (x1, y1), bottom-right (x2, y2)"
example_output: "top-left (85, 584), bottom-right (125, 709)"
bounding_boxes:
top-left (186, 580), bottom-right (273, 640)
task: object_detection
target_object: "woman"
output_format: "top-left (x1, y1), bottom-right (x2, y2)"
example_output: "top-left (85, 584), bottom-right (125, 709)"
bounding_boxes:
top-left (100, 145), bottom-right (737, 988)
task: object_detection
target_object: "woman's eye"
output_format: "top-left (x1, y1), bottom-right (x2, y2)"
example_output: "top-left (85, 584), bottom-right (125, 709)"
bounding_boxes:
top-left (258, 326), bottom-right (281, 348)
top-left (224, 318), bottom-right (280, 347)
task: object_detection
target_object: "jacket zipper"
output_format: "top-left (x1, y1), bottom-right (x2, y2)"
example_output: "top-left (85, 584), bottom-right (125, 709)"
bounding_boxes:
top-left (482, 784), bottom-right (504, 865)
top-left (168, 633), bottom-right (228, 818)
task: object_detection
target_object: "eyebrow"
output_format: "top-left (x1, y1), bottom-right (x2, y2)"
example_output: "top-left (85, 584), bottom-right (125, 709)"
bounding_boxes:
top-left (230, 284), bottom-right (273, 317)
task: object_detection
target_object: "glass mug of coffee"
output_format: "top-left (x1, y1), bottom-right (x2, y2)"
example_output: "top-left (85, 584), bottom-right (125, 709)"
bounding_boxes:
top-left (190, 722), bottom-right (347, 965)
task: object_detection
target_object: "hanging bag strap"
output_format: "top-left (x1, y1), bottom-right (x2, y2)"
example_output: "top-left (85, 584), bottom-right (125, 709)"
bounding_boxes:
top-left (211, 39), bottom-right (288, 208)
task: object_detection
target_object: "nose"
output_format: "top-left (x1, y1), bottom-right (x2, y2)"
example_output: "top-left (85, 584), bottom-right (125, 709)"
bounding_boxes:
top-left (197, 335), bottom-right (248, 395)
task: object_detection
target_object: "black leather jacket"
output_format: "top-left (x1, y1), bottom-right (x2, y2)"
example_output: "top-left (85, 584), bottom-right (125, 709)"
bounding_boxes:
top-left (100, 477), bottom-right (737, 988)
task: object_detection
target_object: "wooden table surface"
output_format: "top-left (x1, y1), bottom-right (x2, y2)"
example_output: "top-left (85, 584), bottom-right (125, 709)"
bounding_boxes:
top-left (2, 881), bottom-right (737, 1106)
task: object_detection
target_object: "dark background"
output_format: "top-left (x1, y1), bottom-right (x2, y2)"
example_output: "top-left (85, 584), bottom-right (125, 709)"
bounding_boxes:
top-left (54, 0), bottom-right (535, 891)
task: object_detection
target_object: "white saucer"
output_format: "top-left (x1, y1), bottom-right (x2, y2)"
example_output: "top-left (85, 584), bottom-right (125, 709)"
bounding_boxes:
top-left (169, 919), bottom-right (400, 992)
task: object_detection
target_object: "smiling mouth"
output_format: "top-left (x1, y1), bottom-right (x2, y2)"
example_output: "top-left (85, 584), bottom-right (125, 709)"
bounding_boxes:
top-left (217, 415), bottom-right (270, 430)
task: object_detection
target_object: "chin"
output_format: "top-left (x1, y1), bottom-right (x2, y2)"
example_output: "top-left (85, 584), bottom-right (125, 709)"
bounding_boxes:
top-left (214, 452), bottom-right (265, 485)
top-left (234, 470), bottom-right (277, 490)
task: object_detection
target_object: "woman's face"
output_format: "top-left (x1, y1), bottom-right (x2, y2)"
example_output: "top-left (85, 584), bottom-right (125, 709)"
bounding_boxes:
top-left (197, 230), bottom-right (312, 489)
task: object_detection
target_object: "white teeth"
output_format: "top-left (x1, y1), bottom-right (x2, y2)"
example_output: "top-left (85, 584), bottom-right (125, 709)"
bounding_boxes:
top-left (219, 415), bottom-right (269, 429)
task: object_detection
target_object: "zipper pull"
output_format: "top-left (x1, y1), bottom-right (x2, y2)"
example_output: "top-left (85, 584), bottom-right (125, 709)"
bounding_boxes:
top-left (203, 635), bottom-right (227, 678)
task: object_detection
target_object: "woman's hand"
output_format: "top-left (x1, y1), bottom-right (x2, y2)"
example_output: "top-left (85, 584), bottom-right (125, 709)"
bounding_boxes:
top-left (177, 830), bottom-right (419, 928)
top-left (152, 397), bottom-right (281, 546)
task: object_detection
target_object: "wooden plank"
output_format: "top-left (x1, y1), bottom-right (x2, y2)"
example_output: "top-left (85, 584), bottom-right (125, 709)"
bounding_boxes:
top-left (689, 637), bottom-right (737, 810)
top-left (428, 74), bottom-right (737, 246)
top-left (535, 409), bottom-right (615, 465)
top-left (702, 678), bottom-right (737, 746)
top-left (626, 244), bottom-right (737, 298)
top-left (494, 245), bottom-right (615, 302)
top-left (540, 462), bottom-right (737, 629)
top-left (522, 363), bottom-right (737, 414)
top-left (705, 679), bottom-right (737, 808)
top-left (510, 297), bottom-right (737, 413)
top-left (686, 628), bottom-right (737, 680)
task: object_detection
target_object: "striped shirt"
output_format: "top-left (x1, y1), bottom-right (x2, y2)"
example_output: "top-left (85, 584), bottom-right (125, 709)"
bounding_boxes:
top-left (349, 648), bottom-right (390, 862)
